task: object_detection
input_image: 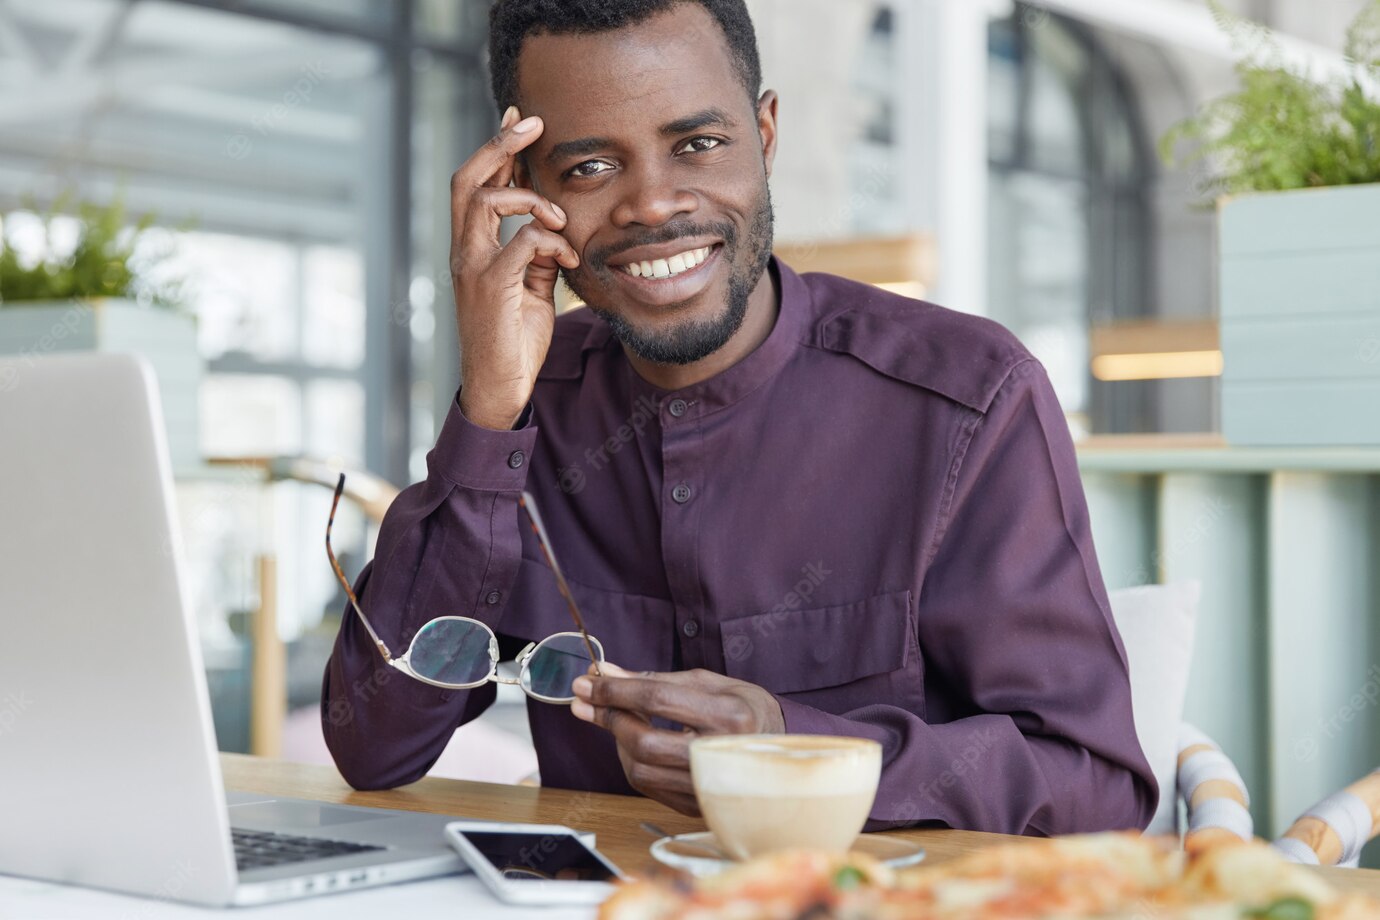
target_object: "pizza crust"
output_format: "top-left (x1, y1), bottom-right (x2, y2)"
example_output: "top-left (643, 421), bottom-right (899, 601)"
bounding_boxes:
top-left (599, 833), bottom-right (1379, 920)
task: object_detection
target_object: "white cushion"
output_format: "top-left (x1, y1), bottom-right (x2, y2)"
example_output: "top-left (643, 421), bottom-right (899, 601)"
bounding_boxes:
top-left (1107, 581), bottom-right (1201, 836)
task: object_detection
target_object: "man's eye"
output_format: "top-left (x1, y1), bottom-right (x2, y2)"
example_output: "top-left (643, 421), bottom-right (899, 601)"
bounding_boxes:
top-left (678, 136), bottom-right (723, 154)
top-left (568, 160), bottom-right (615, 179)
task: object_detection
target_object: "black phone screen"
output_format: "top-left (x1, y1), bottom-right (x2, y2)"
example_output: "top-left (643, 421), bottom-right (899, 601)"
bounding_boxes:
top-left (460, 831), bottom-right (618, 883)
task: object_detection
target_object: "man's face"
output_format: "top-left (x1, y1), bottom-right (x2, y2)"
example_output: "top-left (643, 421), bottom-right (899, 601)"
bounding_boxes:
top-left (514, 3), bottom-right (777, 366)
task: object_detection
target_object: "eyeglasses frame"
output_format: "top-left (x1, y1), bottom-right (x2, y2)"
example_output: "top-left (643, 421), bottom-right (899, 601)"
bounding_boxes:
top-left (324, 474), bottom-right (604, 699)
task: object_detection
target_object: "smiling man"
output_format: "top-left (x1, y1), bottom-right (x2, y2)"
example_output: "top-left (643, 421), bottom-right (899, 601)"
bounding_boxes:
top-left (322, 0), bottom-right (1158, 835)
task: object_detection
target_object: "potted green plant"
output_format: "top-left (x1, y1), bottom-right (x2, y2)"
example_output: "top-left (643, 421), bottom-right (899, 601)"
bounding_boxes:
top-left (1162, 1), bottom-right (1380, 447)
top-left (0, 194), bottom-right (201, 468)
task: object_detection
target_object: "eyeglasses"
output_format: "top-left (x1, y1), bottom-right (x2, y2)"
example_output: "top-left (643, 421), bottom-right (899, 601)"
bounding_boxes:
top-left (325, 475), bottom-right (603, 703)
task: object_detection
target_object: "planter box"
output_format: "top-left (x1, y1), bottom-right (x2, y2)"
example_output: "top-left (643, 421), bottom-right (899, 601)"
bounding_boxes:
top-left (0, 300), bottom-right (201, 468)
top-left (1220, 183), bottom-right (1380, 446)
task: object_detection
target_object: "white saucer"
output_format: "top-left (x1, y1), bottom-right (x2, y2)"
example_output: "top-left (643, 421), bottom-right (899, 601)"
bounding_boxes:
top-left (650, 832), bottom-right (926, 877)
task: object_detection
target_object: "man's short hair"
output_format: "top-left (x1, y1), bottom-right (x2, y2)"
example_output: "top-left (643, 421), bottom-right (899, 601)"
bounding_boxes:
top-left (488, 0), bottom-right (763, 113)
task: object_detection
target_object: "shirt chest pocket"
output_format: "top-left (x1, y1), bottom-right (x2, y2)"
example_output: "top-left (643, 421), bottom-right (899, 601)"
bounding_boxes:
top-left (717, 590), bottom-right (919, 704)
top-left (506, 557), bottom-right (677, 673)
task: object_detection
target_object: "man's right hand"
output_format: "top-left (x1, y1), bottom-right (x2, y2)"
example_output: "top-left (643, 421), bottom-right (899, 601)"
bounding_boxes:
top-left (451, 106), bottom-right (580, 431)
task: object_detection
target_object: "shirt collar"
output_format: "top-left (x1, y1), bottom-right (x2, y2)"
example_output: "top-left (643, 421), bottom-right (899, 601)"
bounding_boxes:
top-left (585, 256), bottom-right (810, 419)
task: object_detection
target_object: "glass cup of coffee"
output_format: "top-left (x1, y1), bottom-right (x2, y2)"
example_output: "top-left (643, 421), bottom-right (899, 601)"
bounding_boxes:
top-left (688, 734), bottom-right (882, 861)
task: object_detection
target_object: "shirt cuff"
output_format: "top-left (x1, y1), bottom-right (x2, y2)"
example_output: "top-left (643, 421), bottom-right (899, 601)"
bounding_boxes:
top-left (428, 394), bottom-right (538, 491)
top-left (775, 696), bottom-right (932, 831)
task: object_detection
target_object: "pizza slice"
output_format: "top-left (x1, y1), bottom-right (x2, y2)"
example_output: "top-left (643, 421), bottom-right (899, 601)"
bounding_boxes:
top-left (599, 833), bottom-right (1380, 920)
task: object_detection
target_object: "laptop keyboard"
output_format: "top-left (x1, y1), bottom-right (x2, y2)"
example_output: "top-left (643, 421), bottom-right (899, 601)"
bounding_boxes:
top-left (233, 828), bottom-right (386, 871)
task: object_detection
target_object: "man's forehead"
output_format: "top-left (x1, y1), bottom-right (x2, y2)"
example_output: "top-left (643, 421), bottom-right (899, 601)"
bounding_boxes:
top-left (514, 3), bottom-right (740, 123)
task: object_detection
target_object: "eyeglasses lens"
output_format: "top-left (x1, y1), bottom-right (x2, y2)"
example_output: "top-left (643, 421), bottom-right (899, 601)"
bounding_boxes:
top-left (409, 619), bottom-right (494, 686)
top-left (523, 634), bottom-right (601, 700)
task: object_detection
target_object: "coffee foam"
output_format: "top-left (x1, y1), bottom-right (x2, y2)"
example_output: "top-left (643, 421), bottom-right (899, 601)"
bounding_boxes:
top-left (691, 737), bottom-right (881, 798)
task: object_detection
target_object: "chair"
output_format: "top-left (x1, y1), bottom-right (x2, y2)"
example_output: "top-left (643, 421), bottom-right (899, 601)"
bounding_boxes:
top-left (217, 456), bottom-right (543, 783)
top-left (1109, 582), bottom-right (1254, 842)
top-left (205, 456), bottom-right (401, 757)
top-left (1177, 723), bottom-right (1253, 849)
top-left (1273, 770), bottom-right (1380, 867)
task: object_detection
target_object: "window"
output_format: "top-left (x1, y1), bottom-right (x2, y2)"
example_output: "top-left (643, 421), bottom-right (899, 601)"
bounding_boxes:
top-left (0, 0), bottom-right (482, 748)
top-left (987, 5), bottom-right (1153, 434)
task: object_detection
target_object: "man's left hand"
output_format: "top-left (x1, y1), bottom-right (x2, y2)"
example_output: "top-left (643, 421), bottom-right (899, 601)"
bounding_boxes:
top-left (570, 664), bottom-right (786, 816)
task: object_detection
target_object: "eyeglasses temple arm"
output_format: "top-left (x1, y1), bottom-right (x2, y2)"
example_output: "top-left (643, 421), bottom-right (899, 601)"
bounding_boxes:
top-left (326, 474), bottom-right (394, 663)
top-left (519, 491), bottom-right (602, 677)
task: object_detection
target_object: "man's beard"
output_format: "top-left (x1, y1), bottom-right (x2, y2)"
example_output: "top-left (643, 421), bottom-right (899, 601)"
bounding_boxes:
top-left (561, 187), bottom-right (775, 367)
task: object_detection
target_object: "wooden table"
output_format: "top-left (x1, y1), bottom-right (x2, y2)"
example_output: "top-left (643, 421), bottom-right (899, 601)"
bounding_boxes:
top-left (221, 754), bottom-right (1380, 898)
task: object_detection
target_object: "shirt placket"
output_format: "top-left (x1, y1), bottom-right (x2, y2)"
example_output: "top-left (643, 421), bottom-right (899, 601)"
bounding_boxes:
top-left (657, 394), bottom-right (707, 671)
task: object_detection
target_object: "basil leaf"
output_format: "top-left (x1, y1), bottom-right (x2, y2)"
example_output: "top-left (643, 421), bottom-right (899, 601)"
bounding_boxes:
top-left (1246, 898), bottom-right (1314, 920)
top-left (832, 866), bottom-right (865, 890)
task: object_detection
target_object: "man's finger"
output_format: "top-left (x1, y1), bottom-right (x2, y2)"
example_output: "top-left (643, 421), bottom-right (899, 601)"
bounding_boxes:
top-left (449, 115), bottom-right (544, 234)
top-left (574, 700), bottom-right (691, 766)
top-left (491, 223), bottom-right (580, 279)
top-left (604, 712), bottom-right (693, 768)
top-left (579, 675), bottom-right (724, 729)
top-left (624, 761), bottom-right (697, 797)
top-left (462, 187), bottom-right (567, 253)
top-left (488, 105), bottom-right (521, 189)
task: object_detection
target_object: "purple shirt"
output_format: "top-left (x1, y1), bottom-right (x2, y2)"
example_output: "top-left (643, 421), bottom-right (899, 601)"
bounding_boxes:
top-left (323, 259), bottom-right (1157, 836)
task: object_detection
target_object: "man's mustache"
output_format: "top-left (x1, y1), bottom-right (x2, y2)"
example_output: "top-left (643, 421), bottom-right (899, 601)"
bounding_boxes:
top-left (586, 220), bottom-right (738, 269)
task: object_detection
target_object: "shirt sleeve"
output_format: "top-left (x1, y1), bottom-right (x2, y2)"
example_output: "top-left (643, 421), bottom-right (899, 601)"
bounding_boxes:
top-left (776, 359), bottom-right (1158, 836)
top-left (321, 394), bottom-right (537, 790)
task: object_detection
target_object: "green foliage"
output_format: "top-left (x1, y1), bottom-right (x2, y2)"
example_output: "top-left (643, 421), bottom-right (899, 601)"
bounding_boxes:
top-left (832, 866), bottom-right (865, 890)
top-left (1161, 0), bottom-right (1380, 199)
top-left (1246, 897), bottom-right (1314, 920)
top-left (0, 192), bottom-right (187, 309)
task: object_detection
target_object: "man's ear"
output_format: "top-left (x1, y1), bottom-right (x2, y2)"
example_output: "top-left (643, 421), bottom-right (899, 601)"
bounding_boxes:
top-left (757, 90), bottom-right (780, 179)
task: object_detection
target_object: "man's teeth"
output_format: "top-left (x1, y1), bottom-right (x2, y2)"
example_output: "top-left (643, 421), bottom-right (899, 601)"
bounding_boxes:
top-left (623, 247), bottom-right (712, 279)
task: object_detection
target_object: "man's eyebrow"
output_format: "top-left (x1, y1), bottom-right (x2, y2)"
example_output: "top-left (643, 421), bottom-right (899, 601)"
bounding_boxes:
top-left (544, 108), bottom-right (739, 167)
top-left (546, 136), bottom-right (616, 166)
top-left (660, 108), bottom-right (736, 137)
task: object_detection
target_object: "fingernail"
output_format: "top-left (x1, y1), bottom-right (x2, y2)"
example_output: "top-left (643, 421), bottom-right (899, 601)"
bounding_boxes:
top-left (571, 700), bottom-right (594, 721)
top-left (572, 676), bottom-right (592, 698)
top-left (553, 203), bottom-right (567, 221)
top-left (601, 662), bottom-right (628, 677)
top-left (513, 115), bottom-right (540, 134)
top-left (501, 105), bottom-right (519, 128)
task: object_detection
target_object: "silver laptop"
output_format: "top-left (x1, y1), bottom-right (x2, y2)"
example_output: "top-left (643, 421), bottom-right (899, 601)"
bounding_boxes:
top-left (0, 353), bottom-right (465, 906)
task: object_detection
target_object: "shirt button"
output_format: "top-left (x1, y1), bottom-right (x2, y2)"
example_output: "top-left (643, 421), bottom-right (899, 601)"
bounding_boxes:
top-left (485, 591), bottom-right (502, 606)
top-left (507, 450), bottom-right (525, 469)
top-left (682, 619), bottom-right (700, 639)
top-left (668, 398), bottom-right (688, 418)
top-left (672, 483), bottom-right (692, 504)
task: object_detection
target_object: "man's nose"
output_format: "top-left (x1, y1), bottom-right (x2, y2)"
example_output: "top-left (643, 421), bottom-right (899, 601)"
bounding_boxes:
top-left (610, 166), bottom-right (698, 228)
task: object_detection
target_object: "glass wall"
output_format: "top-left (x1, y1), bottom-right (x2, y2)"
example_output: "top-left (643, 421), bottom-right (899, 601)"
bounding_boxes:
top-left (0, 0), bottom-right (484, 749)
top-left (986, 5), bottom-right (1154, 435)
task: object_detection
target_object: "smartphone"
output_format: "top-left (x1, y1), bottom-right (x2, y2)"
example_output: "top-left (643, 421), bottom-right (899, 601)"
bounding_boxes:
top-left (444, 820), bottom-right (626, 905)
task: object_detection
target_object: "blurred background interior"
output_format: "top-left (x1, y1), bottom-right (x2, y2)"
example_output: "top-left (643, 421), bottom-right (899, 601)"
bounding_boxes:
top-left (1, 0), bottom-right (1378, 855)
